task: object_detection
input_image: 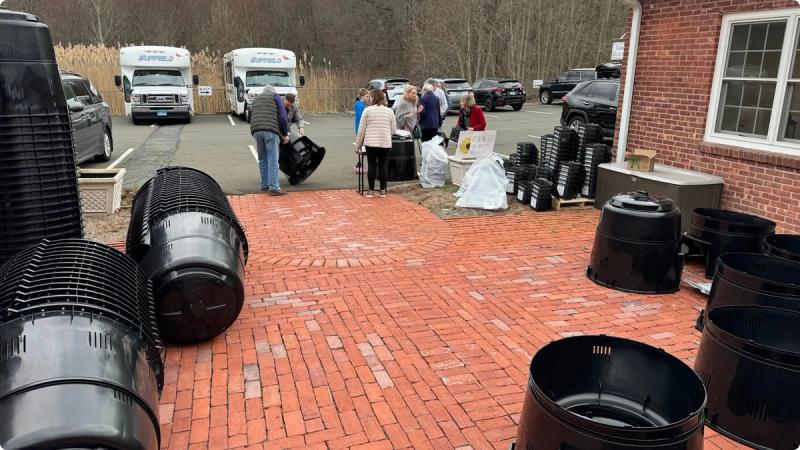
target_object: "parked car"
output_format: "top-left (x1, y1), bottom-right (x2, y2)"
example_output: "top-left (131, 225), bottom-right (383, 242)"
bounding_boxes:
top-left (441, 78), bottom-right (473, 111)
top-left (559, 79), bottom-right (619, 141)
top-left (538, 68), bottom-right (597, 104)
top-left (61, 70), bottom-right (113, 163)
top-left (365, 77), bottom-right (410, 106)
top-left (472, 78), bottom-right (526, 111)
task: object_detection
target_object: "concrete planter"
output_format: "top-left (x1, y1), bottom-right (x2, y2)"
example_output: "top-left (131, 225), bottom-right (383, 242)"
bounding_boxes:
top-left (78, 168), bottom-right (126, 214)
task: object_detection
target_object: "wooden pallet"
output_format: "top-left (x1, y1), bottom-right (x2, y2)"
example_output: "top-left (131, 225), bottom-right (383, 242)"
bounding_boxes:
top-left (551, 195), bottom-right (594, 211)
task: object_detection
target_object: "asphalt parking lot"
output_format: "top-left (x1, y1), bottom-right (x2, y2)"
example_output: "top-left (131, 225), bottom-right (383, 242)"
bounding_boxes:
top-left (81, 102), bottom-right (563, 194)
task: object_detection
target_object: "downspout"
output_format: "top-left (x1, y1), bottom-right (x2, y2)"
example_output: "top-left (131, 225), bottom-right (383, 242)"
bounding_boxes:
top-left (616, 0), bottom-right (642, 162)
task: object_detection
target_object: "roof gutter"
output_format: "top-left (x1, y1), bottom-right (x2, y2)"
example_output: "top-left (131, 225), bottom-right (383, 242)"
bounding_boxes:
top-left (616, 0), bottom-right (642, 163)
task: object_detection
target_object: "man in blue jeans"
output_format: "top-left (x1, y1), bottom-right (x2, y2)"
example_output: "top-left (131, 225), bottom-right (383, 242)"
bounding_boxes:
top-left (250, 85), bottom-right (290, 195)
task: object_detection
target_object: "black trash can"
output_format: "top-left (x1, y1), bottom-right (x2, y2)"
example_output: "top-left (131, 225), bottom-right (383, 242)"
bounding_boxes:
top-left (0, 10), bottom-right (83, 265)
top-left (695, 306), bottom-right (800, 450)
top-left (696, 253), bottom-right (800, 330)
top-left (279, 133), bottom-right (326, 185)
top-left (0, 239), bottom-right (163, 450)
top-left (388, 136), bottom-right (417, 182)
top-left (516, 335), bottom-right (706, 450)
top-left (587, 191), bottom-right (686, 294)
top-left (127, 167), bottom-right (248, 344)
top-left (684, 208), bottom-right (776, 278)
top-left (763, 234), bottom-right (800, 263)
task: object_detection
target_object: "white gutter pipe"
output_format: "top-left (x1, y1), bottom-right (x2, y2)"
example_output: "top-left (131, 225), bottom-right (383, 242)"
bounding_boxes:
top-left (616, 0), bottom-right (642, 162)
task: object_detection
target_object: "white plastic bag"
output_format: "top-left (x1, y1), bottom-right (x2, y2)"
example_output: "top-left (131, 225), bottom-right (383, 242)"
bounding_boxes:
top-left (453, 155), bottom-right (508, 210)
top-left (419, 135), bottom-right (449, 188)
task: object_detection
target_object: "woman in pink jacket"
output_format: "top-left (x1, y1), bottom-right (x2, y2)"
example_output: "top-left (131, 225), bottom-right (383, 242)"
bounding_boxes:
top-left (355, 89), bottom-right (397, 197)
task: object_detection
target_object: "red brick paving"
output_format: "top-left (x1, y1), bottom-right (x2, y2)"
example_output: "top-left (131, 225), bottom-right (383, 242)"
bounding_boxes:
top-left (157, 190), bottom-right (744, 449)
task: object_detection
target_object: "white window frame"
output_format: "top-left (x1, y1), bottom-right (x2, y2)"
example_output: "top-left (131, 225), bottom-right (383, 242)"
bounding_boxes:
top-left (705, 7), bottom-right (800, 156)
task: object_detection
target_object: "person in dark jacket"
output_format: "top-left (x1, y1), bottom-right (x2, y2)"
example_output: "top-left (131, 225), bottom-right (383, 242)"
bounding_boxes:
top-left (418, 84), bottom-right (442, 142)
top-left (250, 85), bottom-right (290, 195)
top-left (456, 93), bottom-right (487, 131)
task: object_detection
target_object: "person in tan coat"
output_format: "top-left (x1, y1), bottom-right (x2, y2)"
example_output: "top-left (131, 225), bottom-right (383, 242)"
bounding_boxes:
top-left (355, 89), bottom-right (396, 197)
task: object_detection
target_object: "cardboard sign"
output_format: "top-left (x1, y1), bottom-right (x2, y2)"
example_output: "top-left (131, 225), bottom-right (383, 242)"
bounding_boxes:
top-left (197, 86), bottom-right (213, 96)
top-left (627, 149), bottom-right (657, 172)
top-left (455, 130), bottom-right (496, 159)
top-left (532, 80), bottom-right (543, 87)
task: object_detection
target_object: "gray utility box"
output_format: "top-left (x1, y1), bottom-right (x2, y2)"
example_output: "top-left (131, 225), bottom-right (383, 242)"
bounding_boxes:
top-left (595, 162), bottom-right (724, 234)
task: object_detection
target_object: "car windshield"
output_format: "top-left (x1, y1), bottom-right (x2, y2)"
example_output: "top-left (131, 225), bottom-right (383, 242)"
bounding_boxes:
top-left (500, 81), bottom-right (522, 88)
top-left (246, 70), bottom-right (293, 87)
top-left (445, 80), bottom-right (471, 90)
top-left (386, 80), bottom-right (409, 90)
top-left (132, 69), bottom-right (184, 87)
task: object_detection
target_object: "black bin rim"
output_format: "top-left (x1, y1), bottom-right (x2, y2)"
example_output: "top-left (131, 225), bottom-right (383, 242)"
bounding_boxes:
top-left (764, 234), bottom-right (800, 262)
top-left (528, 335), bottom-right (706, 441)
top-left (705, 305), bottom-right (800, 368)
top-left (691, 208), bottom-right (776, 235)
top-left (716, 252), bottom-right (800, 295)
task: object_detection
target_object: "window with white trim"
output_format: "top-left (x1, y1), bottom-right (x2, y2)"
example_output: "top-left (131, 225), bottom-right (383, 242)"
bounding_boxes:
top-left (707, 9), bottom-right (800, 156)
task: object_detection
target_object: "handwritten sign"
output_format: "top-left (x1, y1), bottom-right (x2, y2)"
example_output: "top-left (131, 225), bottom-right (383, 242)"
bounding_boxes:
top-left (532, 80), bottom-right (543, 87)
top-left (454, 130), bottom-right (496, 160)
top-left (197, 86), bottom-right (213, 96)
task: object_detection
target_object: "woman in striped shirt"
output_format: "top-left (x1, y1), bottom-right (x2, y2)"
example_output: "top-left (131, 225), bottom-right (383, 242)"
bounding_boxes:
top-left (392, 84), bottom-right (418, 133)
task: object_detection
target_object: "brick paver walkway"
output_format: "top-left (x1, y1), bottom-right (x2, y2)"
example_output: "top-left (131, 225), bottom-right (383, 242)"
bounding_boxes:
top-left (157, 191), bottom-right (743, 449)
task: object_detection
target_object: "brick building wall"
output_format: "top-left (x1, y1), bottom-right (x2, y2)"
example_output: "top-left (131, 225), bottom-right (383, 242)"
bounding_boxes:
top-left (614, 0), bottom-right (800, 233)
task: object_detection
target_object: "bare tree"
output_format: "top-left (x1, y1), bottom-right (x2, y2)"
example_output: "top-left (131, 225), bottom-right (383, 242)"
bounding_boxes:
top-left (83, 0), bottom-right (120, 45)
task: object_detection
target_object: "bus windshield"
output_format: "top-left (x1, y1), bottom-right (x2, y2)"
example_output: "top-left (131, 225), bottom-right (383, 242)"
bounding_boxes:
top-left (246, 70), bottom-right (293, 88)
top-left (132, 69), bottom-right (185, 87)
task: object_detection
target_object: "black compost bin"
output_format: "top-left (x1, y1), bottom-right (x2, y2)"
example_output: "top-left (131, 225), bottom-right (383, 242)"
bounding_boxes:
top-left (127, 167), bottom-right (248, 344)
top-left (516, 335), bottom-right (706, 450)
top-left (388, 136), bottom-right (417, 181)
top-left (0, 10), bottom-right (83, 265)
top-left (587, 191), bottom-right (686, 294)
top-left (763, 234), bottom-right (800, 263)
top-left (684, 208), bottom-right (775, 278)
top-left (698, 253), bottom-right (800, 330)
top-left (0, 239), bottom-right (163, 450)
top-left (279, 133), bottom-right (326, 185)
top-left (695, 306), bottom-right (800, 450)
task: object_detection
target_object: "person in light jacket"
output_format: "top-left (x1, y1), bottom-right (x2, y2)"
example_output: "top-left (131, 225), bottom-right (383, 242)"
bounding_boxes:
top-left (392, 84), bottom-right (418, 133)
top-left (418, 84), bottom-right (442, 142)
top-left (355, 89), bottom-right (396, 197)
top-left (456, 93), bottom-right (487, 131)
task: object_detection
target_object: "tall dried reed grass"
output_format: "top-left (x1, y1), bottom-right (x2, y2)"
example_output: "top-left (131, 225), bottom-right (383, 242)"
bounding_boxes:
top-left (54, 44), bottom-right (365, 115)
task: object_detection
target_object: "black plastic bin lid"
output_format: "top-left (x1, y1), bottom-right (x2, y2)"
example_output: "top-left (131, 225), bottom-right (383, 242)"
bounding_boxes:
top-left (610, 190), bottom-right (675, 212)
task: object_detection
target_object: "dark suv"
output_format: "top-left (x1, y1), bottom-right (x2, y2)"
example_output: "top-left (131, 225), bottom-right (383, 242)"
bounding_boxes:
top-left (61, 71), bottom-right (113, 163)
top-left (560, 79), bottom-right (619, 141)
top-left (538, 68), bottom-right (597, 104)
top-left (472, 78), bottom-right (526, 111)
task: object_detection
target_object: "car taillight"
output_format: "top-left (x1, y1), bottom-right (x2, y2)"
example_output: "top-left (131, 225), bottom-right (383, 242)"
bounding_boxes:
top-left (562, 96), bottom-right (568, 102)
top-left (492, 88), bottom-right (502, 94)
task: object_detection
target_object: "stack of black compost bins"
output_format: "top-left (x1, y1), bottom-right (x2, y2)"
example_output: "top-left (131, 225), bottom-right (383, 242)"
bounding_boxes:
top-left (127, 167), bottom-right (248, 344)
top-left (0, 10), bottom-right (84, 266)
top-left (279, 133), bottom-right (326, 185)
top-left (0, 239), bottom-right (163, 450)
top-left (513, 335), bottom-right (706, 450)
top-left (683, 208), bottom-right (776, 278)
top-left (694, 306), bottom-right (800, 449)
top-left (587, 191), bottom-right (686, 294)
top-left (683, 208), bottom-right (800, 448)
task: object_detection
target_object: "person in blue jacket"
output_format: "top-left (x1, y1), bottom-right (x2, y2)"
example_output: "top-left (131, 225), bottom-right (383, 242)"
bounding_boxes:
top-left (353, 88), bottom-right (370, 173)
top-left (418, 84), bottom-right (442, 142)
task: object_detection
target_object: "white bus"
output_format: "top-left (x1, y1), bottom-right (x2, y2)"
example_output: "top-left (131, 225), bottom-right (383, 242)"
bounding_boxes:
top-left (114, 46), bottom-right (198, 124)
top-left (223, 48), bottom-right (305, 121)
